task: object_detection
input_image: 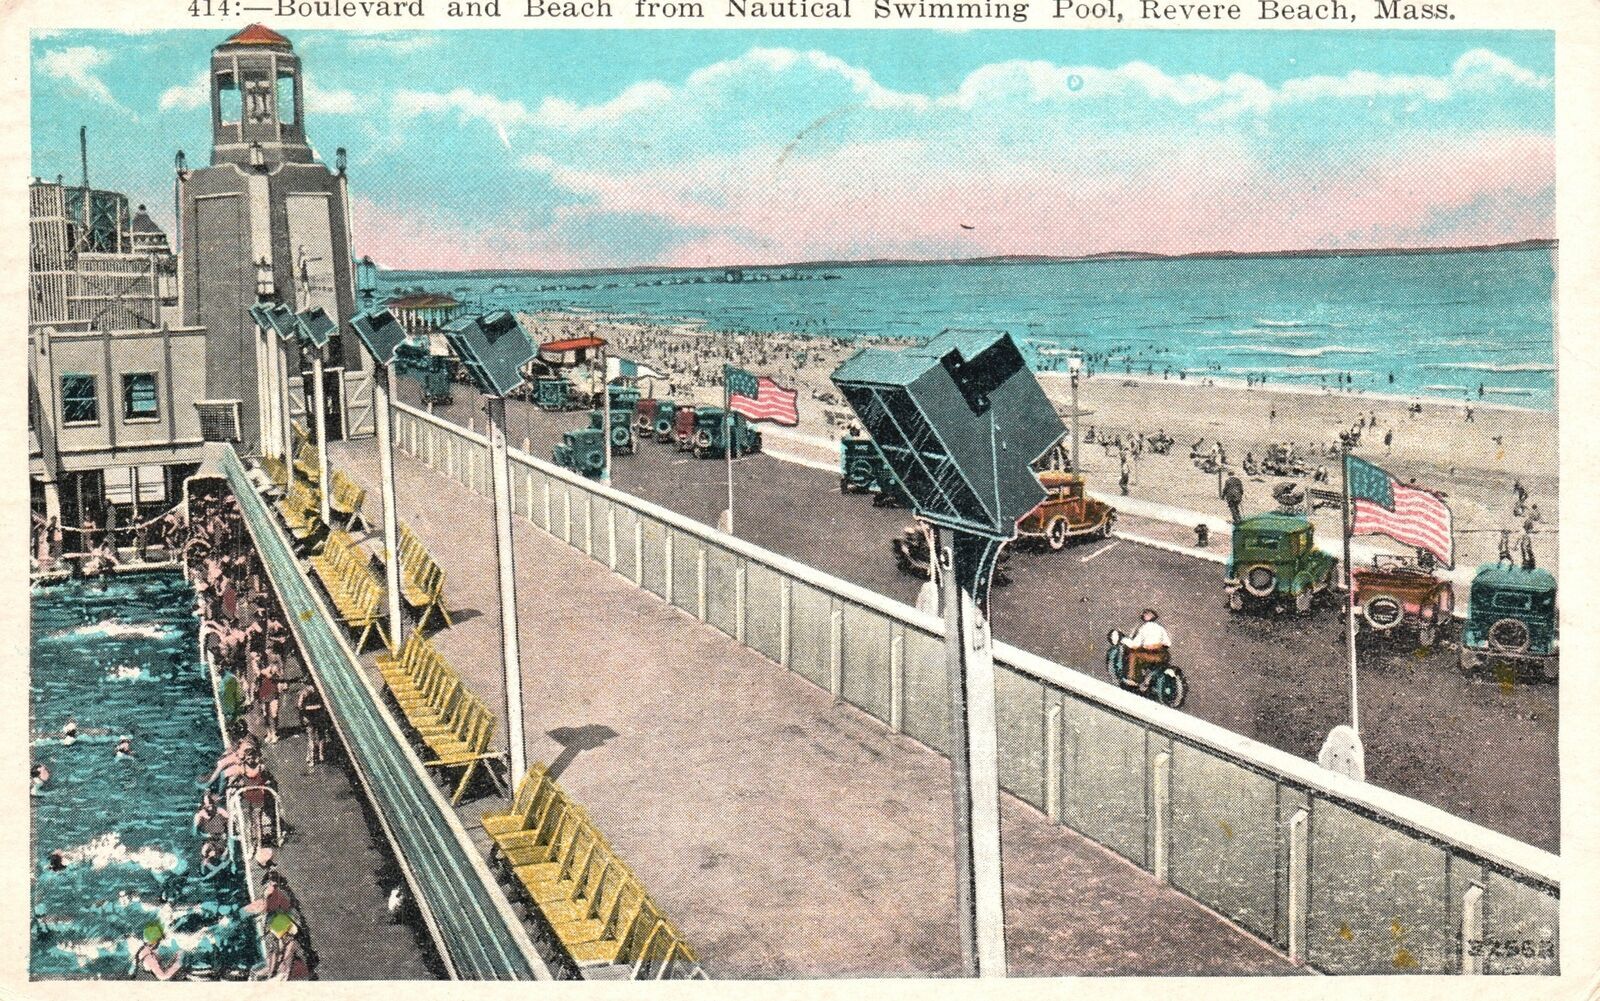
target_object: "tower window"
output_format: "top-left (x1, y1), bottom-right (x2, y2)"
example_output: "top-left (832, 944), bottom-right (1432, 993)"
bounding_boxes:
top-left (122, 372), bottom-right (160, 421)
top-left (276, 69), bottom-right (298, 126)
top-left (217, 71), bottom-right (241, 125)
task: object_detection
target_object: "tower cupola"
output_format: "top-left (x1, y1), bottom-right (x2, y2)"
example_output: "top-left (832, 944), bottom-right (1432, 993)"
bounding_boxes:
top-left (209, 24), bottom-right (314, 168)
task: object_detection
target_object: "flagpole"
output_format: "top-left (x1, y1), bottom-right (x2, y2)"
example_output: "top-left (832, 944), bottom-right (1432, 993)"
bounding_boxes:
top-left (1341, 447), bottom-right (1360, 737)
top-left (724, 367), bottom-right (735, 536)
top-left (600, 343), bottom-right (612, 485)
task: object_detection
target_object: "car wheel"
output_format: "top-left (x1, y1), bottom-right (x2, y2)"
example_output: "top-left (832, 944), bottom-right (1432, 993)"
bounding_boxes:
top-left (1363, 596), bottom-right (1404, 631)
top-left (1046, 518), bottom-right (1068, 551)
top-left (1487, 618), bottom-right (1531, 654)
top-left (1243, 565), bottom-right (1277, 598)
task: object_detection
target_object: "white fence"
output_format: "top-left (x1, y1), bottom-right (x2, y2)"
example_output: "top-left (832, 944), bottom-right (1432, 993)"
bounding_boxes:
top-left (392, 401), bottom-right (1559, 976)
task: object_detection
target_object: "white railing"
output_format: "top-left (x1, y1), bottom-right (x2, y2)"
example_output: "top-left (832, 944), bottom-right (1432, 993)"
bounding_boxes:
top-left (392, 400), bottom-right (1560, 977)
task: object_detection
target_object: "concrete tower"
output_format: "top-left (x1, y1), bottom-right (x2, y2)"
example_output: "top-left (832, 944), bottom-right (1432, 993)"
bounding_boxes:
top-left (177, 24), bottom-right (363, 454)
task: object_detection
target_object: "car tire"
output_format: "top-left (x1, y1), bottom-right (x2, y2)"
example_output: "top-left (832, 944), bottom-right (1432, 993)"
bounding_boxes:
top-left (1046, 518), bottom-right (1068, 551)
top-left (1243, 565), bottom-right (1277, 598)
top-left (1153, 668), bottom-right (1187, 709)
top-left (1362, 596), bottom-right (1404, 631)
top-left (1487, 617), bottom-right (1531, 654)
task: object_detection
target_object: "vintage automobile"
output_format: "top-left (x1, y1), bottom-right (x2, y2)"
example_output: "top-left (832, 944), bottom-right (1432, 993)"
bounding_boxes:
top-left (633, 398), bottom-right (661, 434)
top-left (534, 376), bottom-right (577, 412)
top-left (650, 401), bottom-right (679, 442)
top-left (691, 406), bottom-right (762, 459)
top-left (838, 437), bottom-right (909, 506)
top-left (1350, 555), bottom-right (1454, 648)
top-left (673, 405), bottom-right (698, 451)
top-left (1225, 512), bottom-right (1338, 614)
top-left (1459, 564), bottom-right (1558, 680)
top-left (587, 410), bottom-right (635, 455)
top-left (1014, 471), bottom-right (1116, 550)
top-left (552, 427), bottom-right (607, 480)
top-left (892, 522), bottom-right (1011, 587)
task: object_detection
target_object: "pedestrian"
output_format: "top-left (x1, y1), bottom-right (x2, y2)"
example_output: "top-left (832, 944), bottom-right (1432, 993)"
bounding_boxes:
top-left (1465, 405), bottom-right (1474, 423)
top-left (1519, 520), bottom-right (1537, 571)
top-left (297, 683), bottom-right (328, 772)
top-left (1498, 529), bottom-right (1513, 565)
top-left (1118, 450), bottom-right (1131, 497)
top-left (1222, 470), bottom-right (1244, 525)
top-left (1383, 429), bottom-right (1393, 453)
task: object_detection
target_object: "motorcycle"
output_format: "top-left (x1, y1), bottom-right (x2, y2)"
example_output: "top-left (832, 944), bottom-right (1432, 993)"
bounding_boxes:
top-left (1105, 629), bottom-right (1187, 708)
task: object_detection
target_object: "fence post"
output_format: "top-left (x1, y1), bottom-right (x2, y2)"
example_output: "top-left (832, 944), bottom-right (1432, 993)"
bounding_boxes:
top-left (526, 471), bottom-right (536, 520)
top-left (584, 496), bottom-right (594, 555)
top-left (696, 547), bottom-right (708, 620)
top-left (1461, 883), bottom-right (1485, 974)
top-left (607, 506), bottom-right (618, 571)
top-left (1045, 703), bottom-right (1063, 823)
top-left (664, 531), bottom-right (675, 605)
top-left (779, 578), bottom-right (792, 670)
top-left (542, 480), bottom-right (552, 532)
top-left (1287, 807), bottom-right (1310, 965)
top-left (829, 607), bottom-right (844, 700)
top-left (890, 632), bottom-right (905, 734)
top-left (1151, 749), bottom-right (1171, 884)
top-left (563, 488), bottom-right (572, 544)
top-left (735, 563), bottom-right (747, 644)
top-left (633, 521), bottom-right (644, 586)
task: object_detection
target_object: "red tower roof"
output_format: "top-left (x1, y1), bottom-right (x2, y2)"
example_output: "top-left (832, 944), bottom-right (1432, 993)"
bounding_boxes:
top-left (221, 24), bottom-right (292, 48)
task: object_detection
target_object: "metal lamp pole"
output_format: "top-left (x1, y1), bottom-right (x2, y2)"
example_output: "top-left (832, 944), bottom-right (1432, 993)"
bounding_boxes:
top-left (311, 347), bottom-right (332, 527)
top-left (485, 394), bottom-right (528, 788)
top-left (936, 528), bottom-right (1009, 978)
top-left (375, 362), bottom-right (403, 649)
top-left (1069, 354), bottom-right (1082, 472)
top-left (600, 345), bottom-right (612, 485)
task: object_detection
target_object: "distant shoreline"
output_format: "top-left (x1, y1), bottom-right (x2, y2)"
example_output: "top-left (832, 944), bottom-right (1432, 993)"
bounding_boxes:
top-left (381, 238), bottom-right (1556, 281)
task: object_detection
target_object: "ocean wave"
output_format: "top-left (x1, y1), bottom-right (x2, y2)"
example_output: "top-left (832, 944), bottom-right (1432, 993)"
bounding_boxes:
top-left (1225, 365), bottom-right (1371, 376)
top-left (1253, 318), bottom-right (1317, 328)
top-left (1482, 387), bottom-right (1537, 396)
top-left (52, 833), bottom-right (183, 875)
top-left (1228, 327), bottom-right (1317, 338)
top-left (1422, 384), bottom-right (1469, 393)
top-left (1422, 362), bottom-right (1555, 373)
top-left (1201, 344), bottom-right (1378, 358)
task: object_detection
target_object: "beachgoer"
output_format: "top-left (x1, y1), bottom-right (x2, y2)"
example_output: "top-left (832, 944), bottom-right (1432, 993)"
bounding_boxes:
top-left (1222, 472), bottom-right (1245, 525)
top-left (254, 913), bottom-right (313, 981)
top-left (1118, 451), bottom-right (1131, 496)
top-left (31, 763), bottom-right (49, 795)
top-left (255, 659), bottom-right (283, 744)
top-left (297, 684), bottom-right (328, 771)
top-left (46, 850), bottom-right (66, 872)
top-left (115, 736), bottom-right (134, 759)
top-left (61, 718), bottom-right (78, 746)
top-left (134, 922), bottom-right (185, 980)
top-left (1383, 430), bottom-right (1393, 452)
top-left (1499, 529), bottom-right (1513, 565)
top-left (1519, 521), bottom-right (1537, 571)
top-left (193, 792), bottom-right (229, 837)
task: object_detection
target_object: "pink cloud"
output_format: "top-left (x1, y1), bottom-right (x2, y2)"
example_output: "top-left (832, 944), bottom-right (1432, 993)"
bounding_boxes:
top-left (355, 130), bottom-right (1552, 271)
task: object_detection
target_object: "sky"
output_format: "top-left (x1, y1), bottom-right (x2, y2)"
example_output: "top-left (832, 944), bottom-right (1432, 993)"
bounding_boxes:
top-left (31, 28), bottom-right (1554, 271)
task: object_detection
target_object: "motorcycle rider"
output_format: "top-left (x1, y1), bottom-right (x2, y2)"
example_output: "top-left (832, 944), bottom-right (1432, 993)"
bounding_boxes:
top-left (1118, 609), bottom-right (1171, 688)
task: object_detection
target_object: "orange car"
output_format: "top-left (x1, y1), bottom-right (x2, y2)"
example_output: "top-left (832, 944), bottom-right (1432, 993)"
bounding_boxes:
top-left (1015, 471), bottom-right (1116, 550)
top-left (1351, 555), bottom-right (1454, 649)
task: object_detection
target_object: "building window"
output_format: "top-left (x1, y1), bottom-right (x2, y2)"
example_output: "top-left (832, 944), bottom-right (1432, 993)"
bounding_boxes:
top-left (123, 372), bottom-right (160, 421)
top-left (60, 374), bottom-right (99, 426)
top-left (276, 69), bottom-right (298, 126)
top-left (217, 71), bottom-right (241, 125)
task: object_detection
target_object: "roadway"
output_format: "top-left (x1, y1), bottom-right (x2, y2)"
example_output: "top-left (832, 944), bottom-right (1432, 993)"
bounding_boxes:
top-left (392, 381), bottom-right (1559, 853)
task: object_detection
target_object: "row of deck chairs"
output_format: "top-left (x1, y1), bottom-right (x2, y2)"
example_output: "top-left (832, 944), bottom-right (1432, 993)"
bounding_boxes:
top-left (309, 531), bottom-right (391, 654)
top-left (377, 632), bottom-right (499, 804)
top-left (483, 767), bottom-right (706, 979)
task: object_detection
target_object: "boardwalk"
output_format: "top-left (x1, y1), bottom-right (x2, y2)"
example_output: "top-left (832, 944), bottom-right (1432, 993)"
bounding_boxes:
top-left (329, 436), bottom-right (1298, 978)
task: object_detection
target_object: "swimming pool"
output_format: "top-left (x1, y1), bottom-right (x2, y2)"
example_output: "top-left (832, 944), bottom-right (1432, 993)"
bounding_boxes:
top-left (30, 571), bottom-right (258, 979)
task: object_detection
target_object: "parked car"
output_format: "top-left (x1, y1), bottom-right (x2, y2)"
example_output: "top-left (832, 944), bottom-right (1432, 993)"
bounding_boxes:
top-left (650, 401), bottom-right (679, 442)
top-left (1350, 555), bottom-right (1454, 648)
top-left (673, 405), bottom-right (698, 451)
top-left (839, 437), bottom-right (909, 506)
top-left (1225, 512), bottom-right (1338, 614)
top-left (553, 427), bottom-right (607, 480)
top-left (892, 522), bottom-right (1011, 587)
top-left (691, 406), bottom-right (762, 459)
top-left (535, 376), bottom-right (576, 412)
top-left (1459, 564), bottom-right (1558, 680)
top-left (633, 398), bottom-right (661, 435)
top-left (1014, 471), bottom-right (1115, 550)
top-left (587, 410), bottom-right (635, 455)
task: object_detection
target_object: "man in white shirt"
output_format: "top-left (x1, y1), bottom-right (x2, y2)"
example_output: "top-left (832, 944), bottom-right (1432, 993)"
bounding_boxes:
top-left (1120, 609), bottom-right (1171, 687)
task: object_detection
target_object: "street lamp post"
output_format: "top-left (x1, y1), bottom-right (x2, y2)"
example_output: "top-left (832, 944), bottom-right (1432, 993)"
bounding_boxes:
top-left (1069, 353), bottom-right (1083, 472)
top-left (252, 303), bottom-right (300, 467)
top-left (351, 308), bottom-right (411, 650)
top-left (442, 311), bottom-right (539, 790)
top-left (833, 329), bottom-right (1065, 978)
top-left (294, 307), bottom-right (338, 529)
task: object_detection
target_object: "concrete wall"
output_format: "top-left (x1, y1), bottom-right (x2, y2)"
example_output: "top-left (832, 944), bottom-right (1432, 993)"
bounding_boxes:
top-left (395, 404), bottom-right (1561, 977)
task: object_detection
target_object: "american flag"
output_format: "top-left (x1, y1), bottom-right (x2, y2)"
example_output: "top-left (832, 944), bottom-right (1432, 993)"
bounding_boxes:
top-left (1346, 455), bottom-right (1453, 567)
top-left (726, 365), bottom-right (799, 426)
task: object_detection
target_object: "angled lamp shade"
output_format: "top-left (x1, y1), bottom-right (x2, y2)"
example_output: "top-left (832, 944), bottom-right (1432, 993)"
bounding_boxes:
top-left (350, 308), bottom-right (409, 367)
top-left (293, 306), bottom-right (337, 350)
top-left (251, 302), bottom-right (300, 341)
top-left (831, 329), bottom-right (1065, 540)
top-left (442, 311), bottom-right (536, 398)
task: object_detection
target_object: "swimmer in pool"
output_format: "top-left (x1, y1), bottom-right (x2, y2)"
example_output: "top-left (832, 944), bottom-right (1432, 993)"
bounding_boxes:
top-left (46, 850), bottom-right (66, 872)
top-left (133, 922), bottom-right (185, 981)
top-left (62, 718), bottom-right (78, 746)
top-left (115, 736), bottom-right (134, 759)
top-left (107, 664), bottom-right (142, 680)
top-left (31, 763), bottom-right (49, 795)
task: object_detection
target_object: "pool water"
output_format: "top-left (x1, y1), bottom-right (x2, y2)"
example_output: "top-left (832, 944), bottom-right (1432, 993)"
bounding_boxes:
top-left (30, 572), bottom-right (258, 979)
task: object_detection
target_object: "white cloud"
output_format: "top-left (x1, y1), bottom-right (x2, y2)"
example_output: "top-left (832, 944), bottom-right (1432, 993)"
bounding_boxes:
top-left (306, 81), bottom-right (359, 115)
top-left (535, 81), bottom-right (675, 130)
top-left (393, 87), bottom-right (532, 147)
top-left (347, 34), bottom-right (440, 55)
top-left (39, 46), bottom-right (126, 111)
top-left (159, 69), bottom-right (209, 111)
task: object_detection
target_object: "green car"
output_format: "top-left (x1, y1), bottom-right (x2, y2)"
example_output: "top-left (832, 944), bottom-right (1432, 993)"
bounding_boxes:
top-left (1459, 564), bottom-right (1558, 680)
top-left (838, 437), bottom-right (909, 506)
top-left (534, 376), bottom-right (575, 411)
top-left (553, 427), bottom-right (607, 480)
top-left (691, 406), bottom-right (762, 459)
top-left (1225, 512), bottom-right (1338, 615)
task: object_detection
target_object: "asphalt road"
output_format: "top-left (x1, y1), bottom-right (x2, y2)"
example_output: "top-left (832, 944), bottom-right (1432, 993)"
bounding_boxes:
top-left (395, 381), bottom-right (1559, 853)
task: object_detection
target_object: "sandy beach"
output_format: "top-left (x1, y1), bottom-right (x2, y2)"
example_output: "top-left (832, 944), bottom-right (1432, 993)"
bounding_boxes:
top-left (520, 312), bottom-right (1558, 576)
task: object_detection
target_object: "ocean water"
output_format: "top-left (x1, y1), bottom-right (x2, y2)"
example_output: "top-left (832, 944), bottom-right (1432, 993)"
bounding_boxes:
top-left (30, 572), bottom-right (256, 980)
top-left (382, 247), bottom-right (1556, 409)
